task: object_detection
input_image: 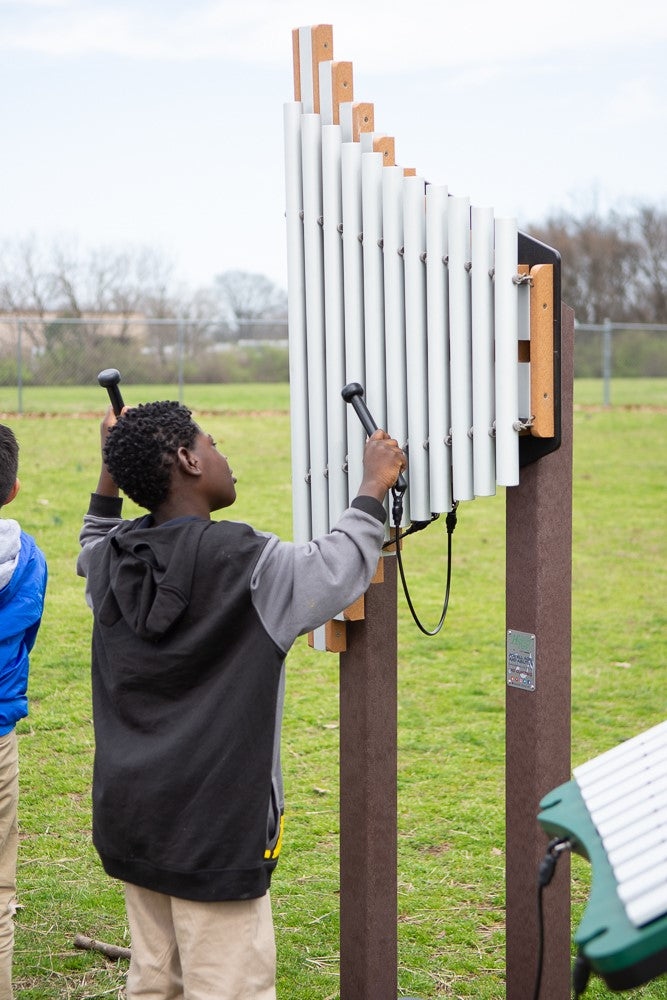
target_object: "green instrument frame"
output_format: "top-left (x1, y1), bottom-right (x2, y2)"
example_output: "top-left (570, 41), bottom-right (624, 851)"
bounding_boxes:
top-left (538, 780), bottom-right (667, 991)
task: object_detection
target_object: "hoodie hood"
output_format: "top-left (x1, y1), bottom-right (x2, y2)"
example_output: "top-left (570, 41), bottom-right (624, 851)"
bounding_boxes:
top-left (0, 519), bottom-right (21, 592)
top-left (93, 517), bottom-right (210, 640)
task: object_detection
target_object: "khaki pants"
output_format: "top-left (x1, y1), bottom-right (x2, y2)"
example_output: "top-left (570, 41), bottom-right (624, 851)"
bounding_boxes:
top-left (124, 882), bottom-right (277, 1000)
top-left (0, 731), bottom-right (18, 1000)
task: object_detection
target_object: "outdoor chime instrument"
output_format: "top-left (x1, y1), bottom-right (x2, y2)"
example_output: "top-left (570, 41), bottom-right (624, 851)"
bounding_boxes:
top-left (283, 24), bottom-right (560, 647)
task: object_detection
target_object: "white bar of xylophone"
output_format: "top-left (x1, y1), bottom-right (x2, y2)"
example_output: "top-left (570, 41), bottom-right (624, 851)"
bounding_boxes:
top-left (580, 749), bottom-right (667, 813)
top-left (617, 859), bottom-right (667, 905)
top-left (403, 174), bottom-right (431, 521)
top-left (613, 839), bottom-right (667, 885)
top-left (603, 802), bottom-right (667, 855)
top-left (625, 882), bottom-right (667, 928)
top-left (470, 205), bottom-right (496, 498)
top-left (575, 728), bottom-right (667, 788)
top-left (589, 771), bottom-right (667, 825)
top-left (283, 102), bottom-right (311, 545)
top-left (592, 785), bottom-right (667, 840)
top-left (576, 741), bottom-right (667, 798)
top-left (575, 719), bottom-right (667, 784)
top-left (607, 823), bottom-right (667, 870)
top-left (448, 196), bottom-right (474, 502)
top-left (425, 183), bottom-right (453, 515)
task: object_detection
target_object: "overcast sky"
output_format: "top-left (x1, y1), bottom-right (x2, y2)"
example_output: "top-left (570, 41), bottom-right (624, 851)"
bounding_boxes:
top-left (2, 0), bottom-right (666, 293)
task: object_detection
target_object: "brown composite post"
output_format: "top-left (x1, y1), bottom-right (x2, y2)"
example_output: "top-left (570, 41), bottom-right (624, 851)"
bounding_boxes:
top-left (505, 303), bottom-right (575, 998)
top-left (339, 555), bottom-right (398, 1000)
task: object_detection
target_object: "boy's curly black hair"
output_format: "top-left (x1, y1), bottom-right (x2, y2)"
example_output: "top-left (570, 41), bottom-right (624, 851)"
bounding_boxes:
top-left (104, 401), bottom-right (200, 511)
top-left (0, 425), bottom-right (19, 507)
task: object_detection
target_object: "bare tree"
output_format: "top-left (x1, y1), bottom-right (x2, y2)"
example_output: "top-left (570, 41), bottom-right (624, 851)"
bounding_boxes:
top-left (0, 237), bottom-right (178, 319)
top-left (528, 210), bottom-right (639, 323)
top-left (0, 237), bottom-right (53, 347)
top-left (630, 205), bottom-right (667, 322)
top-left (212, 269), bottom-right (287, 339)
top-left (528, 202), bottom-right (667, 325)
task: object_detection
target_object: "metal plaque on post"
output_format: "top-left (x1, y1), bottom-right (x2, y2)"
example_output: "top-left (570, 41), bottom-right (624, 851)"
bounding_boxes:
top-left (507, 629), bottom-right (536, 691)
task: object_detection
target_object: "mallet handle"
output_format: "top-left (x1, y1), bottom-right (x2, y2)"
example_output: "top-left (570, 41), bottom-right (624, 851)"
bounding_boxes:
top-left (97, 368), bottom-right (125, 416)
top-left (341, 382), bottom-right (407, 494)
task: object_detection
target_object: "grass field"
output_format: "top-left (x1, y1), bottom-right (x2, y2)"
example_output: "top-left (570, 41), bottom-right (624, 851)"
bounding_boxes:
top-left (1, 376), bottom-right (666, 415)
top-left (1, 380), bottom-right (665, 998)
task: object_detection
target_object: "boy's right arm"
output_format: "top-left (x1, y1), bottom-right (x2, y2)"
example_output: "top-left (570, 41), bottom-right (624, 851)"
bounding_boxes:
top-left (77, 495), bottom-right (124, 580)
top-left (77, 407), bottom-right (123, 593)
top-left (249, 430), bottom-right (406, 651)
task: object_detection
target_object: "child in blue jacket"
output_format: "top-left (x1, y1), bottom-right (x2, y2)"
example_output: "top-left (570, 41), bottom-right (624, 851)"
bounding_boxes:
top-left (0, 424), bottom-right (47, 996)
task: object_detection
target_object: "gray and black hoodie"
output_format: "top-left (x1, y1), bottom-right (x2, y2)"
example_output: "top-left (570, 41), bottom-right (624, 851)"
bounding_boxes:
top-left (77, 493), bottom-right (385, 902)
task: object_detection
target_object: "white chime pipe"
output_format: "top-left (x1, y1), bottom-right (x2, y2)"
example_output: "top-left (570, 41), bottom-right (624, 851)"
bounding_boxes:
top-left (425, 183), bottom-right (452, 515)
top-left (494, 217), bottom-right (520, 487)
top-left (318, 61), bottom-right (334, 127)
top-left (338, 102), bottom-right (353, 142)
top-left (341, 141), bottom-right (366, 501)
top-left (300, 113), bottom-right (330, 537)
top-left (382, 165), bottom-right (409, 525)
top-left (403, 174), bottom-right (430, 521)
top-left (298, 26), bottom-right (315, 114)
top-left (322, 123), bottom-right (349, 527)
top-left (361, 150), bottom-right (387, 433)
top-left (448, 196), bottom-right (474, 503)
top-left (470, 205), bottom-right (496, 497)
top-left (283, 102), bottom-right (311, 544)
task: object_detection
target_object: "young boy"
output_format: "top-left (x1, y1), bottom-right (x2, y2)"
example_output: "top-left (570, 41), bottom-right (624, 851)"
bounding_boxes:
top-left (77, 400), bottom-right (405, 1000)
top-left (0, 424), bottom-right (47, 998)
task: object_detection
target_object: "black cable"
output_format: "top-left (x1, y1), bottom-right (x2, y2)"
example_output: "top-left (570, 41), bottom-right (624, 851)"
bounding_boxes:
top-left (389, 488), bottom-right (458, 636)
top-left (572, 949), bottom-right (592, 999)
top-left (382, 513), bottom-right (439, 548)
top-left (533, 838), bottom-right (572, 1000)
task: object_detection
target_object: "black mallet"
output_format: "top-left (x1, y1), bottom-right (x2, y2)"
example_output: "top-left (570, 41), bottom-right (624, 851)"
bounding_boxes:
top-left (341, 381), bottom-right (407, 494)
top-left (97, 368), bottom-right (125, 416)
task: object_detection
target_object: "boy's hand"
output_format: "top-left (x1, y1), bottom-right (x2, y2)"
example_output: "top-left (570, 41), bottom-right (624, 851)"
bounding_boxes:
top-left (100, 405), bottom-right (119, 448)
top-left (357, 429), bottom-right (407, 502)
top-left (96, 405), bottom-right (126, 498)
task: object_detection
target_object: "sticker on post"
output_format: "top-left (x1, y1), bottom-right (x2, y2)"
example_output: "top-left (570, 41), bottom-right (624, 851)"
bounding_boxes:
top-left (507, 630), bottom-right (536, 691)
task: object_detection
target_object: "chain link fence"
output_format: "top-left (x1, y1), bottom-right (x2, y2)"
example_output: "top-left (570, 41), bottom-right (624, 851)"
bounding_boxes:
top-left (0, 316), bottom-right (665, 413)
top-left (0, 316), bottom-right (289, 412)
top-left (574, 321), bottom-right (667, 405)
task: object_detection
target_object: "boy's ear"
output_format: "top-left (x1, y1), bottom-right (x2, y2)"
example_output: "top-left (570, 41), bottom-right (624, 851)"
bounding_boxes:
top-left (175, 448), bottom-right (201, 477)
top-left (3, 478), bottom-right (20, 507)
top-left (3, 476), bottom-right (21, 507)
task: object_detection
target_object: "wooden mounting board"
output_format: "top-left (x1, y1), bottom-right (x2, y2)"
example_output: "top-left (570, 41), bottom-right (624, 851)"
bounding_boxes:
top-left (529, 264), bottom-right (555, 438)
top-left (517, 262), bottom-right (555, 439)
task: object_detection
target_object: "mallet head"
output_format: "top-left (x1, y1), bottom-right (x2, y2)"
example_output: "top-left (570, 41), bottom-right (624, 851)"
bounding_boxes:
top-left (97, 368), bottom-right (125, 416)
top-left (97, 368), bottom-right (121, 389)
top-left (341, 382), bottom-right (364, 403)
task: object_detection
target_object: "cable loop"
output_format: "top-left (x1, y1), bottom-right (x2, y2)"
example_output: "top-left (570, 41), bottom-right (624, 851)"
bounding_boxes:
top-left (388, 491), bottom-right (457, 636)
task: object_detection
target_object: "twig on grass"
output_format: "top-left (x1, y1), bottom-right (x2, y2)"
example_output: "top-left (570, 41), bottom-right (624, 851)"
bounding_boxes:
top-left (74, 934), bottom-right (131, 961)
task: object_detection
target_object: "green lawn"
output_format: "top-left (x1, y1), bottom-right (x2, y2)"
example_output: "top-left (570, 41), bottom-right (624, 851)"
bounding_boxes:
top-left (3, 385), bottom-right (666, 998)
top-left (1, 376), bottom-right (666, 415)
